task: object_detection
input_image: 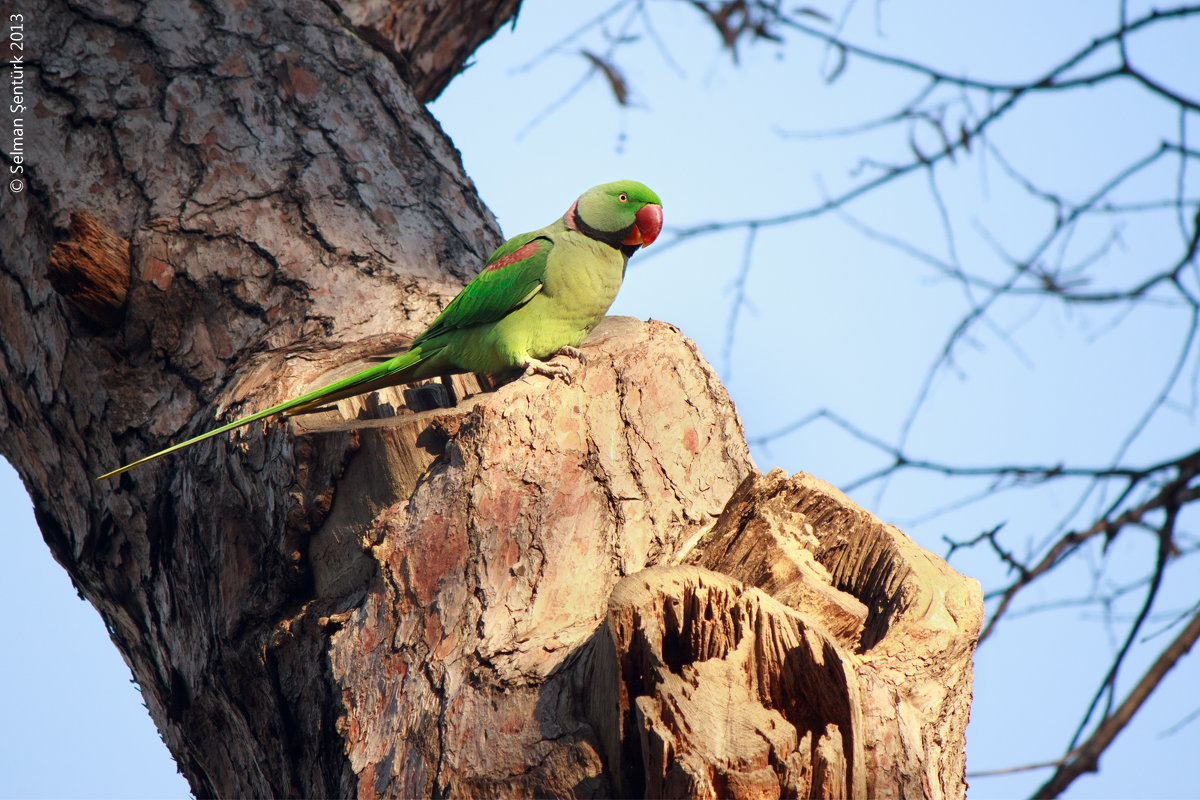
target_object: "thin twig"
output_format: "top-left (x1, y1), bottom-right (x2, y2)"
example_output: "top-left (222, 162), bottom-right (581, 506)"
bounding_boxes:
top-left (1033, 604), bottom-right (1200, 798)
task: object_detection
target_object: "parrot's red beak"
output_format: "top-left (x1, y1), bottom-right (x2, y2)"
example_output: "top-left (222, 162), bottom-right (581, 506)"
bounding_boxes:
top-left (622, 203), bottom-right (663, 247)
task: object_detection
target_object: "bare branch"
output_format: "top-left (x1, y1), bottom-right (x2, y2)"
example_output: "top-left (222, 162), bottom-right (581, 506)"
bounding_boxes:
top-left (980, 467), bottom-right (1200, 643)
top-left (1065, 507), bottom-right (1176, 753)
top-left (1032, 603), bottom-right (1200, 798)
top-left (722, 223), bottom-right (758, 378)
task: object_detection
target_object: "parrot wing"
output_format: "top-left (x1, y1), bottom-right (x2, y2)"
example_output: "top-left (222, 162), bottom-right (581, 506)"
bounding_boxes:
top-left (97, 234), bottom-right (555, 480)
top-left (414, 232), bottom-right (552, 345)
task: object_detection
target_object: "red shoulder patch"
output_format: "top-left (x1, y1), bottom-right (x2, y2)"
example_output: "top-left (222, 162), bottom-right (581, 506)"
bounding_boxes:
top-left (563, 198), bottom-right (580, 231)
top-left (485, 239), bottom-right (545, 272)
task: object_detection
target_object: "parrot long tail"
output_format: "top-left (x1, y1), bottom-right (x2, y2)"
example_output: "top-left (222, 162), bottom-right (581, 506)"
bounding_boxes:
top-left (96, 344), bottom-right (439, 480)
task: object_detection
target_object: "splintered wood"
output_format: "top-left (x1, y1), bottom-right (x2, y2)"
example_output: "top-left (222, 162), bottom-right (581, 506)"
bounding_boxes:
top-left (597, 470), bottom-right (983, 800)
top-left (605, 566), bottom-right (864, 799)
top-left (46, 210), bottom-right (130, 327)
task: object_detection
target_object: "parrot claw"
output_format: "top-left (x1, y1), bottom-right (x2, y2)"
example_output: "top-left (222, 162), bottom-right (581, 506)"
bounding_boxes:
top-left (555, 346), bottom-right (587, 364)
top-left (522, 356), bottom-right (574, 383)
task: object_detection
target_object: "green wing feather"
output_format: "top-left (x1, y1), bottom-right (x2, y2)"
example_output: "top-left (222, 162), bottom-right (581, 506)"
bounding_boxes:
top-left (415, 233), bottom-right (551, 343)
top-left (97, 234), bottom-right (556, 480)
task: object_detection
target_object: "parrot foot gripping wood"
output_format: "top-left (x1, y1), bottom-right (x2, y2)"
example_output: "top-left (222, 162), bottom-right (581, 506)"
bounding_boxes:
top-left (520, 347), bottom-right (586, 383)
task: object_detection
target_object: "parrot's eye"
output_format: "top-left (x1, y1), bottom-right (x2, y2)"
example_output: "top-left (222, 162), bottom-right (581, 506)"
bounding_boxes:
top-left (618, 192), bottom-right (628, 202)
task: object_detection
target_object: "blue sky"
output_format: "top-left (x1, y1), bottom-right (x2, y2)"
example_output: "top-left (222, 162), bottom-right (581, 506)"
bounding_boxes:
top-left (4, 1), bottom-right (1198, 797)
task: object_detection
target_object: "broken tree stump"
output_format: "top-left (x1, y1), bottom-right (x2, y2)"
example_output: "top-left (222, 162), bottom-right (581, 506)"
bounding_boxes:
top-left (317, 322), bottom-right (982, 799)
top-left (592, 470), bottom-right (983, 799)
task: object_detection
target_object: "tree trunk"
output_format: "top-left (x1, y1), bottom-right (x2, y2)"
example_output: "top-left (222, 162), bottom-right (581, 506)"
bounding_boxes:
top-left (1, 1), bottom-right (982, 797)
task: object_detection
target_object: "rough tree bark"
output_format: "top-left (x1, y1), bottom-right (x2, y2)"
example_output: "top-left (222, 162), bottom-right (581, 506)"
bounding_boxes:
top-left (0, 1), bottom-right (982, 797)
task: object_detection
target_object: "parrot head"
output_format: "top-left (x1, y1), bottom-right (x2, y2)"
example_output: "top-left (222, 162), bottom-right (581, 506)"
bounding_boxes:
top-left (566, 180), bottom-right (663, 253)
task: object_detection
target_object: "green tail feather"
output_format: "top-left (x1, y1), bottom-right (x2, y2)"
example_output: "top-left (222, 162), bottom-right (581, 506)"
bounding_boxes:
top-left (97, 346), bottom-right (432, 480)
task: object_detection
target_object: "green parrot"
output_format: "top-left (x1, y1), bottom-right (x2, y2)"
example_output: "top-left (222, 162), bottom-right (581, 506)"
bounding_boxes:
top-left (97, 179), bottom-right (663, 480)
